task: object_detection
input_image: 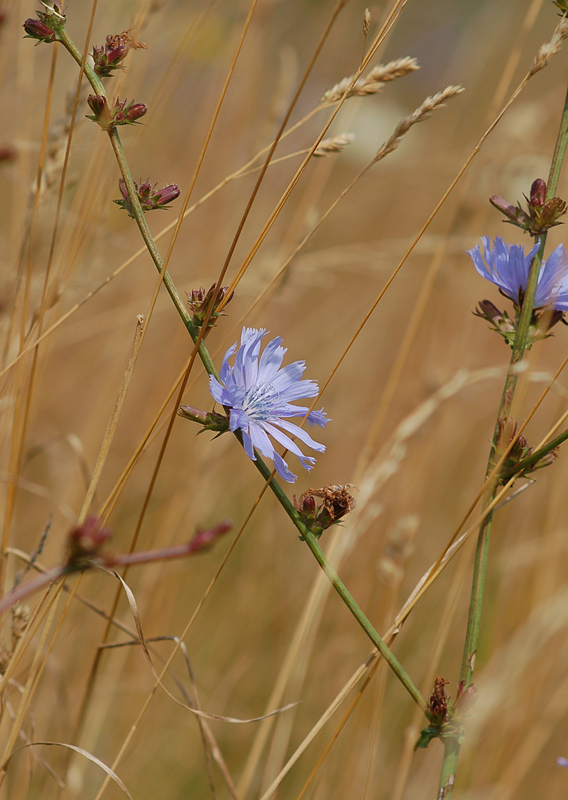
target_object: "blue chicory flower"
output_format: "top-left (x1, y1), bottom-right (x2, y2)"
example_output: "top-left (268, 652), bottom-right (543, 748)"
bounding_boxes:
top-left (558, 757), bottom-right (568, 769)
top-left (209, 327), bottom-right (330, 483)
top-left (468, 236), bottom-right (568, 311)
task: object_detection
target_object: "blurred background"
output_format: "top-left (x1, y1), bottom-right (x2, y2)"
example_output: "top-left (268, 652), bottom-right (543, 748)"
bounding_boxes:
top-left (2, 0), bottom-right (568, 797)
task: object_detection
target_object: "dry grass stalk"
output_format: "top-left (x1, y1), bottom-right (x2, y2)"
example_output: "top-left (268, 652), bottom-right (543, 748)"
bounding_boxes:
top-left (373, 84), bottom-right (464, 163)
top-left (36, 86), bottom-right (88, 204)
top-left (321, 56), bottom-right (419, 103)
top-left (363, 8), bottom-right (371, 36)
top-left (313, 132), bottom-right (355, 157)
top-left (529, 15), bottom-right (568, 75)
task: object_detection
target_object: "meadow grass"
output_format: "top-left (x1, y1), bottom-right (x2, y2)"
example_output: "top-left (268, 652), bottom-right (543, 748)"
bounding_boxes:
top-left (2, 1), bottom-right (568, 798)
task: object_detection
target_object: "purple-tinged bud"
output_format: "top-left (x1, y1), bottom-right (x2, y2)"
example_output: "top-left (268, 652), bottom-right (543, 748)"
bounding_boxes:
top-left (86, 94), bottom-right (113, 130)
top-left (154, 183), bottom-right (180, 206)
top-left (177, 405), bottom-right (230, 433)
top-left (185, 284), bottom-right (233, 330)
top-left (490, 195), bottom-right (530, 228)
top-left (529, 177), bottom-right (546, 207)
top-left (23, 17), bottom-right (57, 43)
top-left (125, 102), bottom-right (147, 123)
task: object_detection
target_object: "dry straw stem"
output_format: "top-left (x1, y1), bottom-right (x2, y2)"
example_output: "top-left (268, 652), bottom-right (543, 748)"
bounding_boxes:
top-left (529, 14), bottom-right (568, 75)
top-left (78, 315), bottom-right (145, 524)
top-left (373, 85), bottom-right (464, 162)
top-left (321, 56), bottom-right (419, 102)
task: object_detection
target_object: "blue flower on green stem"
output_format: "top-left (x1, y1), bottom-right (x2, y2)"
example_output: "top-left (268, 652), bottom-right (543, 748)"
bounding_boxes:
top-left (468, 236), bottom-right (568, 311)
top-left (209, 327), bottom-right (329, 483)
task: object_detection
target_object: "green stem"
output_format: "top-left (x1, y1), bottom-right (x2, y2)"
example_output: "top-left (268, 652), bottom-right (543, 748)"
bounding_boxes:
top-left (460, 80), bottom-right (568, 690)
top-left (56, 22), bottom-right (427, 713)
top-left (437, 736), bottom-right (461, 800)
top-left (57, 27), bottom-right (218, 378)
top-left (251, 454), bottom-right (427, 712)
top-left (448, 60), bottom-right (568, 800)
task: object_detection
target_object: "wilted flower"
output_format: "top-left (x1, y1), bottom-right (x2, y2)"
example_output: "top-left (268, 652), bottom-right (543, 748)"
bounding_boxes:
top-left (294, 484), bottom-right (356, 538)
top-left (468, 236), bottom-right (568, 312)
top-left (209, 327), bottom-right (329, 483)
top-left (92, 30), bottom-right (147, 78)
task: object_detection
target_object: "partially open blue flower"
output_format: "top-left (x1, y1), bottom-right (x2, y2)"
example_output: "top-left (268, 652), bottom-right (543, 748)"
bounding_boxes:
top-left (209, 327), bottom-right (329, 483)
top-left (468, 236), bottom-right (568, 311)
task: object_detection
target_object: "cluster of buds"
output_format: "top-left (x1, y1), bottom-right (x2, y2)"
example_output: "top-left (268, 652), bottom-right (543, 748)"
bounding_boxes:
top-left (86, 95), bottom-right (147, 132)
top-left (497, 418), bottom-right (558, 483)
top-left (115, 178), bottom-right (180, 217)
top-left (490, 178), bottom-right (567, 237)
top-left (177, 405), bottom-right (230, 434)
top-left (185, 284), bottom-right (233, 330)
top-left (474, 299), bottom-right (564, 349)
top-left (92, 30), bottom-right (146, 78)
top-left (293, 484), bottom-right (356, 539)
top-left (23, 2), bottom-right (65, 44)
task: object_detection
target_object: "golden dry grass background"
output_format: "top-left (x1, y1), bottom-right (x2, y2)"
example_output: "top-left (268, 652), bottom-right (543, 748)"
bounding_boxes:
top-left (2, 0), bottom-right (568, 798)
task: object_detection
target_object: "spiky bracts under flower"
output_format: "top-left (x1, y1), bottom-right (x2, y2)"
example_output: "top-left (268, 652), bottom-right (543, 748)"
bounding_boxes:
top-left (208, 327), bottom-right (329, 483)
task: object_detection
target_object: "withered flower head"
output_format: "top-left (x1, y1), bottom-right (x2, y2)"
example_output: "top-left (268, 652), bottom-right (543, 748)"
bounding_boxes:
top-left (428, 675), bottom-right (450, 723)
top-left (294, 484), bottom-right (356, 538)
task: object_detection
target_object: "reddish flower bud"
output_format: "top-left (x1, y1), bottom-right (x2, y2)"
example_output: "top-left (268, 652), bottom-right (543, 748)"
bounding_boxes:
top-left (23, 3), bottom-right (65, 44)
top-left (86, 94), bottom-right (112, 130)
top-left (23, 17), bottom-right (56, 42)
top-left (529, 178), bottom-right (546, 207)
top-left (125, 102), bottom-right (147, 122)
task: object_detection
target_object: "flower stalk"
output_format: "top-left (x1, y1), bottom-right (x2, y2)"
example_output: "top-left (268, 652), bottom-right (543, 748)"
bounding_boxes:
top-left (441, 68), bottom-right (568, 799)
top-left (46, 13), bottom-right (427, 712)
